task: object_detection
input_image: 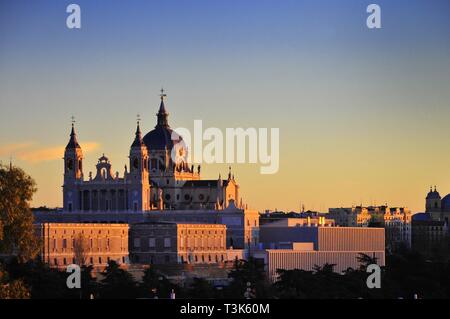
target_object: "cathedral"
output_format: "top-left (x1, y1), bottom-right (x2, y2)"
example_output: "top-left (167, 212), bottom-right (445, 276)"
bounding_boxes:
top-left (63, 92), bottom-right (241, 212)
top-left (425, 186), bottom-right (450, 223)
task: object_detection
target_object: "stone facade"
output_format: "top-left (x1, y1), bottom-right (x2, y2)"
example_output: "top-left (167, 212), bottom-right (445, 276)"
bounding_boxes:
top-left (34, 206), bottom-right (260, 250)
top-left (36, 223), bottom-right (129, 269)
top-left (129, 222), bottom-right (227, 264)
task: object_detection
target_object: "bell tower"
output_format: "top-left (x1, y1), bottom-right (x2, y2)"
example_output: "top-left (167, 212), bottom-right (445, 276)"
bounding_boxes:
top-left (425, 186), bottom-right (441, 213)
top-left (128, 117), bottom-right (151, 211)
top-left (63, 119), bottom-right (83, 212)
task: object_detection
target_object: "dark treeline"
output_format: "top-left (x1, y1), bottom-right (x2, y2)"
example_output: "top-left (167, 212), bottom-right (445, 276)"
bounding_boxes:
top-left (2, 249), bottom-right (450, 299)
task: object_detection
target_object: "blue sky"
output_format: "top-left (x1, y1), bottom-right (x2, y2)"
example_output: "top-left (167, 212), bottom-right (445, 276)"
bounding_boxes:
top-left (1, 0), bottom-right (450, 212)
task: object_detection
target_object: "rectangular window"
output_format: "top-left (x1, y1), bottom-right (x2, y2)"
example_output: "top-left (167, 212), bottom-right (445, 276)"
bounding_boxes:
top-left (164, 238), bottom-right (171, 248)
top-left (148, 238), bottom-right (156, 248)
top-left (134, 238), bottom-right (141, 248)
top-left (62, 239), bottom-right (67, 249)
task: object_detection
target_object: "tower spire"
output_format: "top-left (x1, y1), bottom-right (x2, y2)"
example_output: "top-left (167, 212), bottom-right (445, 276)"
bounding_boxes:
top-left (156, 88), bottom-right (169, 127)
top-left (66, 116), bottom-right (81, 149)
top-left (131, 114), bottom-right (144, 147)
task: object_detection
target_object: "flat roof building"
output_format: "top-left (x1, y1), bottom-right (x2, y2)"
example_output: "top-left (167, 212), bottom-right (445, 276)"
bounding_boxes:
top-left (256, 219), bottom-right (385, 281)
top-left (129, 222), bottom-right (227, 265)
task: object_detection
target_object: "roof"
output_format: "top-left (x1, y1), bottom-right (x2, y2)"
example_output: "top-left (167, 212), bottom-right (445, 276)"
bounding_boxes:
top-left (65, 124), bottom-right (81, 149)
top-left (426, 188), bottom-right (441, 200)
top-left (442, 194), bottom-right (450, 211)
top-left (131, 122), bottom-right (144, 148)
top-left (143, 125), bottom-right (182, 151)
top-left (412, 212), bottom-right (432, 221)
top-left (183, 180), bottom-right (230, 188)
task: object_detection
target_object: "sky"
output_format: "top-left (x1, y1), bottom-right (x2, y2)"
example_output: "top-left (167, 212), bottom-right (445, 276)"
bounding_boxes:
top-left (1, 0), bottom-right (450, 213)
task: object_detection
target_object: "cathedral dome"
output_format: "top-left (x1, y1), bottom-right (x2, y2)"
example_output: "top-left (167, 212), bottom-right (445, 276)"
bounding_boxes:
top-left (143, 90), bottom-right (183, 151)
top-left (143, 125), bottom-right (183, 151)
top-left (441, 194), bottom-right (450, 212)
top-left (426, 187), bottom-right (441, 200)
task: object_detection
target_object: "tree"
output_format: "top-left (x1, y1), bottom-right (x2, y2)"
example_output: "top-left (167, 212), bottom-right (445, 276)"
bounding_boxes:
top-left (188, 277), bottom-right (215, 299)
top-left (226, 258), bottom-right (271, 298)
top-left (357, 253), bottom-right (378, 271)
top-left (79, 265), bottom-right (98, 299)
top-left (4, 258), bottom-right (70, 299)
top-left (99, 260), bottom-right (138, 299)
top-left (0, 263), bottom-right (30, 299)
top-left (140, 266), bottom-right (178, 298)
top-left (73, 233), bottom-right (88, 266)
top-left (0, 163), bottom-right (39, 261)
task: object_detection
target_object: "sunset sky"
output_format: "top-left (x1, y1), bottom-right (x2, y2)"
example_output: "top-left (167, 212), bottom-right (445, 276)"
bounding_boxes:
top-left (1, 0), bottom-right (450, 213)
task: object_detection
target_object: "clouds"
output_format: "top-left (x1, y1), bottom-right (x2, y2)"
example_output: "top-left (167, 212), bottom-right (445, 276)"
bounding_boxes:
top-left (0, 142), bottom-right (99, 163)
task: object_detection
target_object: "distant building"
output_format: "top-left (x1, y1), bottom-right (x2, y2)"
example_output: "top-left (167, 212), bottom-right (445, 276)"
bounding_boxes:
top-left (327, 207), bottom-right (371, 227)
top-left (129, 222), bottom-right (227, 264)
top-left (36, 223), bottom-right (129, 269)
top-left (255, 219), bottom-right (385, 281)
top-left (412, 213), bottom-right (448, 256)
top-left (259, 219), bottom-right (384, 251)
top-left (259, 211), bottom-right (328, 226)
top-left (382, 207), bottom-right (412, 251)
top-left (260, 217), bottom-right (335, 237)
top-left (327, 205), bottom-right (412, 251)
top-left (425, 186), bottom-right (450, 224)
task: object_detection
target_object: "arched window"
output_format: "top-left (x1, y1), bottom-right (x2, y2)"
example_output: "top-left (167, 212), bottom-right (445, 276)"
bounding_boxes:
top-left (151, 159), bottom-right (157, 170)
top-left (66, 159), bottom-right (73, 171)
